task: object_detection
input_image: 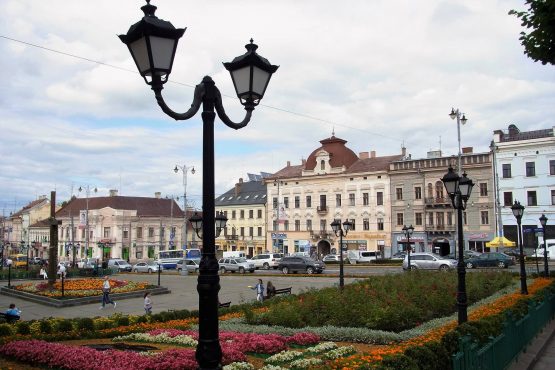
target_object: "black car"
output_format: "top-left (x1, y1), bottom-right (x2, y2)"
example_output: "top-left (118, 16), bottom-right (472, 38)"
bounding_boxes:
top-left (465, 252), bottom-right (515, 269)
top-left (278, 256), bottom-right (325, 274)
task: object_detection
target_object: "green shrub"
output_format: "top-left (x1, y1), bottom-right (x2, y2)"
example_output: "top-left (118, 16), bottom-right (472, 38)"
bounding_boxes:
top-left (136, 315), bottom-right (148, 323)
top-left (370, 354), bottom-right (419, 370)
top-left (404, 345), bottom-right (438, 370)
top-left (0, 324), bottom-right (13, 337)
top-left (116, 316), bottom-right (129, 327)
top-left (16, 322), bottom-right (31, 335)
top-left (38, 320), bottom-right (52, 334)
top-left (77, 318), bottom-right (95, 331)
top-left (172, 309), bottom-right (191, 320)
top-left (55, 319), bottom-right (74, 332)
top-left (423, 341), bottom-right (451, 370)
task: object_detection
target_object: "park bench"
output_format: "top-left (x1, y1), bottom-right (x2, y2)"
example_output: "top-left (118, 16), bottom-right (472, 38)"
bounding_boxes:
top-left (219, 301), bottom-right (231, 308)
top-left (266, 286), bottom-right (292, 299)
top-left (0, 312), bottom-right (20, 324)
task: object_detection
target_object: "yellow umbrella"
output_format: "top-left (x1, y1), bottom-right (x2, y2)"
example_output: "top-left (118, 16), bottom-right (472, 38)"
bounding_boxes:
top-left (486, 236), bottom-right (516, 248)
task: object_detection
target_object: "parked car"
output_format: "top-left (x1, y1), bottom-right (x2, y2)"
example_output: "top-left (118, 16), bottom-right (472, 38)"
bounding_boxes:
top-left (503, 250), bottom-right (527, 262)
top-left (177, 258), bottom-right (201, 273)
top-left (402, 252), bottom-right (458, 271)
top-left (250, 253), bottom-right (283, 270)
top-left (132, 261), bottom-right (162, 273)
top-left (445, 250), bottom-right (482, 261)
top-left (107, 259), bottom-right (132, 272)
top-left (29, 257), bottom-right (44, 265)
top-left (465, 252), bottom-right (515, 269)
top-left (77, 258), bottom-right (97, 269)
top-left (278, 256), bottom-right (325, 274)
top-left (218, 257), bottom-right (255, 273)
top-left (322, 254), bottom-right (341, 262)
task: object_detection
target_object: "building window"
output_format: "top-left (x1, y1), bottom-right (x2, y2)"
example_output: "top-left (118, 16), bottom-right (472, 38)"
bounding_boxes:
top-left (320, 219), bottom-right (326, 231)
top-left (273, 197), bottom-right (278, 209)
top-left (123, 229), bottom-right (129, 239)
top-left (526, 162), bottom-right (536, 177)
top-left (363, 193), bottom-right (369, 205)
top-left (436, 212), bottom-right (444, 227)
top-left (148, 227), bottom-right (154, 237)
top-left (320, 160), bottom-right (325, 170)
top-left (396, 213), bottom-right (404, 226)
top-left (103, 227), bottom-right (111, 238)
top-left (435, 181), bottom-right (444, 198)
top-left (294, 196), bottom-right (300, 208)
top-left (415, 187), bottom-right (422, 200)
top-left (240, 210), bottom-right (245, 219)
top-left (502, 164), bottom-right (512, 178)
top-left (249, 227), bottom-right (253, 237)
top-left (527, 191), bottom-right (537, 206)
top-left (377, 192), bottom-right (383, 205)
top-left (320, 195), bottom-right (327, 208)
top-left (377, 218), bottom-right (384, 231)
top-left (363, 218), bottom-right (370, 230)
top-left (349, 193), bottom-right (355, 206)
top-left (428, 213), bottom-right (434, 226)
top-left (273, 221), bottom-right (278, 231)
top-left (550, 160), bottom-right (555, 175)
top-left (479, 183), bottom-right (488, 197)
top-left (336, 194), bottom-right (342, 207)
top-left (503, 192), bottom-right (513, 207)
top-left (551, 190), bottom-right (555, 205)
top-left (295, 220), bottom-right (300, 231)
top-left (82, 229), bottom-right (86, 238)
top-left (257, 227), bottom-right (262, 237)
top-left (240, 227), bottom-right (245, 236)
top-left (427, 183), bottom-right (433, 198)
top-left (415, 212), bottom-right (422, 226)
top-left (481, 211), bottom-right (489, 225)
top-left (284, 221), bottom-right (289, 231)
top-left (257, 209), bottom-right (262, 218)
top-left (249, 210), bottom-right (253, 219)
top-left (396, 188), bottom-right (403, 200)
top-left (306, 196), bottom-right (312, 208)
top-left (447, 212), bottom-right (453, 225)
top-left (137, 227), bottom-right (143, 239)
top-left (232, 210), bottom-right (236, 219)
top-left (349, 219), bottom-right (356, 230)
top-left (284, 197), bottom-right (289, 208)
top-left (306, 219), bottom-right (312, 231)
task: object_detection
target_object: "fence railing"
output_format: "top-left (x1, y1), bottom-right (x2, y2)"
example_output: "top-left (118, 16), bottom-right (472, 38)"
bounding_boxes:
top-left (453, 292), bottom-right (555, 370)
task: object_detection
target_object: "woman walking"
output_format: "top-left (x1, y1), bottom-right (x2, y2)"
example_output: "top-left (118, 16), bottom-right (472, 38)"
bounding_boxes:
top-left (144, 292), bottom-right (153, 314)
top-left (100, 276), bottom-right (116, 309)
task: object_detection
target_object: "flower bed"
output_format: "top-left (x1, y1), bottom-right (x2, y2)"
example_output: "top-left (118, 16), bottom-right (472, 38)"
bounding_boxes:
top-left (14, 278), bottom-right (150, 298)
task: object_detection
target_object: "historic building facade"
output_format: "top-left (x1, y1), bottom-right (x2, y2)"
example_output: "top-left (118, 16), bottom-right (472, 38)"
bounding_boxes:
top-left (265, 135), bottom-right (405, 258)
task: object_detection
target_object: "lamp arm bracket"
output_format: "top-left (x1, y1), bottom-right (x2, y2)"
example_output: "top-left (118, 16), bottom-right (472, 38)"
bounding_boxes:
top-left (214, 88), bottom-right (254, 130)
top-left (152, 84), bottom-right (203, 121)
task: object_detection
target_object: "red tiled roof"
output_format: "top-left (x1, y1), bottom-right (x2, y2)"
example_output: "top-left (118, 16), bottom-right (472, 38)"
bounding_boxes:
top-left (11, 198), bottom-right (49, 217)
top-left (56, 196), bottom-right (185, 218)
top-left (346, 154), bottom-right (404, 173)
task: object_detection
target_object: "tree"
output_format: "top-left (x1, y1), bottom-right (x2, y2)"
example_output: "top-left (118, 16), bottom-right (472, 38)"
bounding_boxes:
top-left (509, 0), bottom-right (555, 65)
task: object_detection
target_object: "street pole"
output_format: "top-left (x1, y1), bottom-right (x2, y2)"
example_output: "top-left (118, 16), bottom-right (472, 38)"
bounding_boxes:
top-left (403, 225), bottom-right (414, 270)
top-left (512, 201), bottom-right (528, 294)
top-left (540, 214), bottom-right (548, 277)
top-left (158, 263), bottom-right (161, 287)
top-left (7, 261), bottom-right (12, 288)
top-left (175, 165), bottom-right (194, 251)
top-left (48, 191), bottom-right (60, 289)
top-left (456, 197), bottom-right (468, 323)
top-left (331, 219), bottom-right (352, 290)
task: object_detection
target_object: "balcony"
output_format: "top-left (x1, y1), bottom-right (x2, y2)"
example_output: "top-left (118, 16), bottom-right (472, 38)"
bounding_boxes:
top-left (317, 205), bottom-right (328, 215)
top-left (426, 224), bottom-right (456, 232)
top-left (425, 197), bottom-right (451, 206)
top-left (310, 230), bottom-right (331, 240)
top-left (226, 235), bottom-right (239, 241)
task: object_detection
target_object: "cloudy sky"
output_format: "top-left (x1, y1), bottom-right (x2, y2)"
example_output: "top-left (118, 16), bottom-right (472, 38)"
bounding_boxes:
top-left (1, 0), bottom-right (554, 214)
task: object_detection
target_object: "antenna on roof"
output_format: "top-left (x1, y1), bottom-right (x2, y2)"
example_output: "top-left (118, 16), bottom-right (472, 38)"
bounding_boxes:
top-left (332, 126), bottom-right (335, 137)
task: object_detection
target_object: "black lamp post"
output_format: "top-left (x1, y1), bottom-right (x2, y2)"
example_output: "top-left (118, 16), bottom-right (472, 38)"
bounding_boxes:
top-left (540, 214), bottom-right (548, 277)
top-left (7, 259), bottom-right (12, 288)
top-left (441, 166), bottom-right (474, 324)
top-left (120, 3), bottom-right (276, 365)
top-left (511, 201), bottom-right (528, 295)
top-left (402, 225), bottom-right (414, 269)
top-left (157, 262), bottom-right (161, 287)
top-left (0, 244), bottom-right (3, 271)
top-left (330, 219), bottom-right (353, 290)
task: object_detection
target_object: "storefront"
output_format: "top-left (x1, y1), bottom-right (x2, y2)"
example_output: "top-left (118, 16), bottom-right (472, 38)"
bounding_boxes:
top-left (393, 233), bottom-right (426, 254)
top-left (272, 233), bottom-right (287, 254)
top-left (465, 232), bottom-right (494, 253)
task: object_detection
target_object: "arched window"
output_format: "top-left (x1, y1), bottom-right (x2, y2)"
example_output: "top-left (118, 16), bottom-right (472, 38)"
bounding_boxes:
top-left (320, 160), bottom-right (325, 170)
top-left (435, 181), bottom-right (444, 199)
top-left (427, 183), bottom-right (433, 198)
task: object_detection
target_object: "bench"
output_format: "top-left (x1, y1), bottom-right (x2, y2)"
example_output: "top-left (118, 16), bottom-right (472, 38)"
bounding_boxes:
top-left (266, 286), bottom-right (292, 299)
top-left (0, 312), bottom-right (20, 324)
top-left (219, 301), bottom-right (231, 308)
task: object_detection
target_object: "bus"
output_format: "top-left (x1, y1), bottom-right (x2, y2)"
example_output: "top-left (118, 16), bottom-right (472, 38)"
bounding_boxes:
top-left (8, 254), bottom-right (28, 268)
top-left (155, 249), bottom-right (201, 269)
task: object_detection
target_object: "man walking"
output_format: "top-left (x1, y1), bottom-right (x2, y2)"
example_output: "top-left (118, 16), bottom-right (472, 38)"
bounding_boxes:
top-left (100, 276), bottom-right (116, 309)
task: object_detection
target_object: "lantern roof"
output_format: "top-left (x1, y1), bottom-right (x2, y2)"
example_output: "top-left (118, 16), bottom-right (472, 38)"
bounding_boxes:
top-left (223, 39), bottom-right (279, 73)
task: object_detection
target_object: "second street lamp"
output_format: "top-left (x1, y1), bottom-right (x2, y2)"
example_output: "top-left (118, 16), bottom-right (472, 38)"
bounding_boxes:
top-left (402, 225), bottom-right (414, 269)
top-left (119, 2), bottom-right (277, 368)
top-left (539, 214), bottom-right (548, 277)
top-left (512, 201), bottom-right (528, 294)
top-left (441, 166), bottom-right (474, 324)
top-left (330, 219), bottom-right (353, 290)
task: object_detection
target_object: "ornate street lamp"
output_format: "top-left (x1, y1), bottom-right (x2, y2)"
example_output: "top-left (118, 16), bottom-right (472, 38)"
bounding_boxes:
top-left (449, 108), bottom-right (468, 175)
top-left (511, 201), bottom-right (528, 294)
top-left (120, 2), bottom-right (277, 368)
top-left (402, 225), bottom-right (414, 269)
top-left (174, 164), bottom-right (195, 250)
top-left (539, 214), bottom-right (548, 277)
top-left (441, 166), bottom-right (474, 324)
top-left (330, 219), bottom-right (353, 290)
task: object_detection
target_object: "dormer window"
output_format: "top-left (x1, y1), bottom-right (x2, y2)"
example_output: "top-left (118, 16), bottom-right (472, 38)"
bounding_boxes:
top-left (320, 160), bottom-right (325, 170)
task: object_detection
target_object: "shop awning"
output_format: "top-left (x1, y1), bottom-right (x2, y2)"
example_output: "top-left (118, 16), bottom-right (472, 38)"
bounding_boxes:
top-left (486, 236), bottom-right (516, 248)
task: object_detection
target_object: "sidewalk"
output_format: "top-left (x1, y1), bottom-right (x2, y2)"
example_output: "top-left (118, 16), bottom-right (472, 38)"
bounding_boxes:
top-left (508, 317), bottom-right (555, 370)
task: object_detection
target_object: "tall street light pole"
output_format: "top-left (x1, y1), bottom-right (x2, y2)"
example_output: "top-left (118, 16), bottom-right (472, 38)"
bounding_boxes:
top-left (78, 186), bottom-right (97, 260)
top-left (174, 164), bottom-right (195, 251)
top-left (442, 166), bottom-right (474, 324)
top-left (539, 214), bottom-right (548, 277)
top-left (402, 225), bottom-right (414, 269)
top-left (449, 108), bottom-right (468, 175)
top-left (330, 219), bottom-right (353, 290)
top-left (119, 3), bottom-right (278, 368)
top-left (511, 201), bottom-right (528, 294)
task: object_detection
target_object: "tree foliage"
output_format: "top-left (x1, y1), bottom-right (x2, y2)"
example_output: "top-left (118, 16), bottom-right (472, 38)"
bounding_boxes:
top-left (509, 0), bottom-right (555, 65)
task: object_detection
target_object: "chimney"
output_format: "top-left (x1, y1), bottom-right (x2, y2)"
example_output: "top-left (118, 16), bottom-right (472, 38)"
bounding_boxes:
top-left (154, 192), bottom-right (161, 199)
top-left (235, 178), bottom-right (243, 196)
top-left (402, 147), bottom-right (406, 157)
top-left (359, 152), bottom-right (369, 159)
top-left (370, 151), bottom-right (376, 158)
top-left (109, 189), bottom-right (118, 197)
top-left (287, 161), bottom-right (291, 167)
top-left (462, 147), bottom-right (473, 154)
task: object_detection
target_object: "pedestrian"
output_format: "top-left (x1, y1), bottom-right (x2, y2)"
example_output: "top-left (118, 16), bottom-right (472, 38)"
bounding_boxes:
top-left (5, 303), bottom-right (21, 317)
top-left (249, 279), bottom-right (264, 302)
top-left (39, 267), bottom-right (48, 280)
top-left (144, 292), bottom-right (152, 315)
top-left (266, 281), bottom-right (276, 299)
top-left (100, 276), bottom-right (116, 309)
top-left (57, 263), bottom-right (66, 278)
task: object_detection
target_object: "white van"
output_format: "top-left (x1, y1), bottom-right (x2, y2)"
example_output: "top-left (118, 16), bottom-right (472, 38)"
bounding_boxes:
top-left (347, 250), bottom-right (378, 264)
top-left (533, 239), bottom-right (555, 260)
top-left (223, 251), bottom-right (246, 259)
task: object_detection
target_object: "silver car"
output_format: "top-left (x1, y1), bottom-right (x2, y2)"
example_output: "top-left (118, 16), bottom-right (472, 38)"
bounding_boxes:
top-left (402, 252), bottom-right (458, 271)
top-left (132, 261), bottom-right (162, 273)
top-left (218, 257), bottom-right (255, 273)
top-left (177, 258), bottom-right (201, 273)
